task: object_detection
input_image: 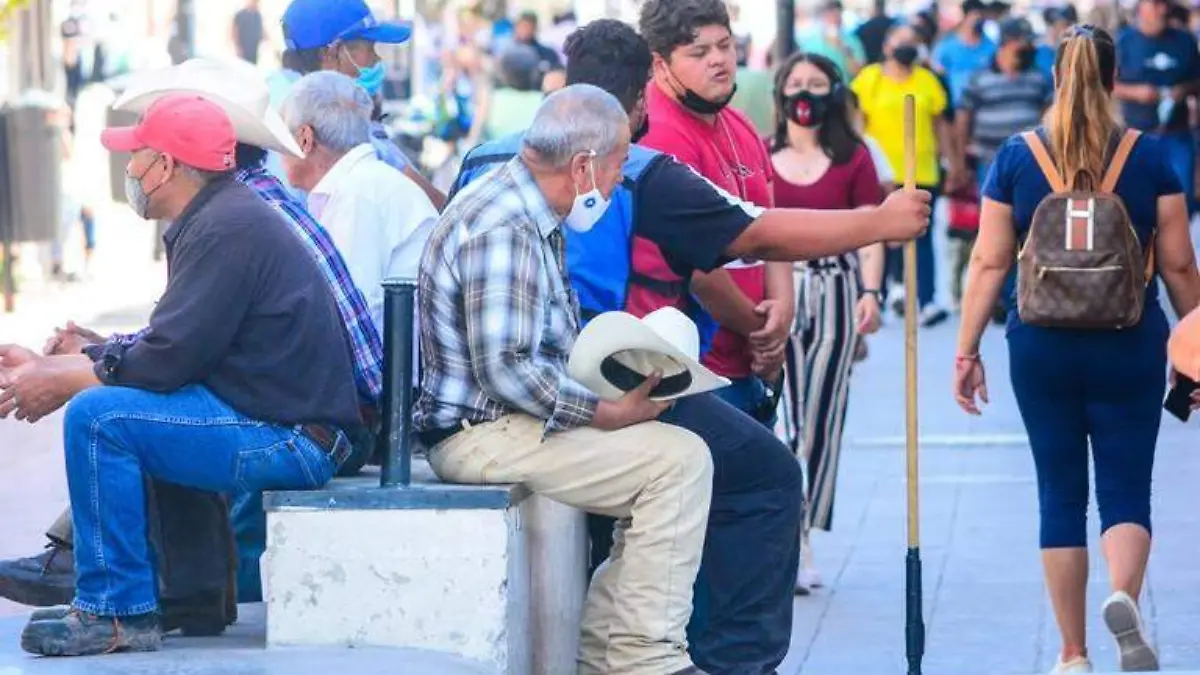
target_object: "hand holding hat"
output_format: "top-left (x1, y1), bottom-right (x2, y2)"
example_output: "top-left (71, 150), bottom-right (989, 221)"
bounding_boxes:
top-left (568, 307), bottom-right (731, 403)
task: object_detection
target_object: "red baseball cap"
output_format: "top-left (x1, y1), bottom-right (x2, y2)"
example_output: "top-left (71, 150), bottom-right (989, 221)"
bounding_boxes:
top-left (101, 93), bottom-right (236, 172)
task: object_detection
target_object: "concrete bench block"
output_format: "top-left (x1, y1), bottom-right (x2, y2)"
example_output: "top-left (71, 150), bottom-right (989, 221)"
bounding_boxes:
top-left (262, 462), bottom-right (587, 675)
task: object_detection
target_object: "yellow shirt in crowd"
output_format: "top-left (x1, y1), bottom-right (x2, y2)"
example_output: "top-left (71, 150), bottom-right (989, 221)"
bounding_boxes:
top-left (851, 63), bottom-right (946, 187)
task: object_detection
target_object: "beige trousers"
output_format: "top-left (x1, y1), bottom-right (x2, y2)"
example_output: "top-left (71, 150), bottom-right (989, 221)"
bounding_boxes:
top-left (427, 414), bottom-right (713, 675)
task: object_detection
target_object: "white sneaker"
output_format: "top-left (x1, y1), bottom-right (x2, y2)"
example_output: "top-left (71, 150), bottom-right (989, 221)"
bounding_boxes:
top-left (1102, 591), bottom-right (1159, 671)
top-left (919, 304), bottom-right (950, 328)
top-left (793, 576), bottom-right (811, 596)
top-left (798, 567), bottom-right (823, 589)
top-left (1051, 656), bottom-right (1094, 673)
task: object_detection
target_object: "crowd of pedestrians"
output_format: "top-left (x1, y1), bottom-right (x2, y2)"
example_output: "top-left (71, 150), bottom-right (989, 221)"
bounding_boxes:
top-left (1, 0), bottom-right (1199, 674)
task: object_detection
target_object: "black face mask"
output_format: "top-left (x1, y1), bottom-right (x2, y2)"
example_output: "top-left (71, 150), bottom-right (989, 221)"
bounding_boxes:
top-left (632, 114), bottom-right (651, 143)
top-left (678, 83), bottom-right (738, 115)
top-left (784, 90), bottom-right (831, 128)
top-left (892, 44), bottom-right (919, 67)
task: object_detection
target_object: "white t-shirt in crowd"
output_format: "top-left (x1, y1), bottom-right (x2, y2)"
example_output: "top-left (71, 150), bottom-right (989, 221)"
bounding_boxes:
top-left (308, 143), bottom-right (438, 333)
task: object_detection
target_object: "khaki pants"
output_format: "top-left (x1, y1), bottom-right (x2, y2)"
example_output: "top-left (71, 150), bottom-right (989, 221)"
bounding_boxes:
top-left (428, 414), bottom-right (713, 675)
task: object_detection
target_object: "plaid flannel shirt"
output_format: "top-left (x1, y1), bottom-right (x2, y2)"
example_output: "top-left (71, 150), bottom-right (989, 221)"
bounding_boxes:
top-left (414, 158), bottom-right (598, 435)
top-left (109, 166), bottom-right (384, 407)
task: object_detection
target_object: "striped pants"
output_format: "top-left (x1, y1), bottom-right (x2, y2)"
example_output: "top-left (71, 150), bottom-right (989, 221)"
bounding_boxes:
top-left (784, 258), bottom-right (860, 532)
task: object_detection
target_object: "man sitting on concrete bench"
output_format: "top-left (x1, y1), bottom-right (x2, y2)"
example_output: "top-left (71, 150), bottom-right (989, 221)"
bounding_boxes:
top-left (0, 58), bottom-right (386, 624)
top-left (0, 94), bottom-right (362, 657)
top-left (416, 84), bottom-right (715, 675)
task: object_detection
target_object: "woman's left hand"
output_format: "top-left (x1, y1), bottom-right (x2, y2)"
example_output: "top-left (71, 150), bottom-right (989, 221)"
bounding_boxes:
top-left (855, 295), bottom-right (882, 335)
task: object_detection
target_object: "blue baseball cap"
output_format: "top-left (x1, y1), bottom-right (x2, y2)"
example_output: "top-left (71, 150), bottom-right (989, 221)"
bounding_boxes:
top-left (283, 0), bottom-right (412, 51)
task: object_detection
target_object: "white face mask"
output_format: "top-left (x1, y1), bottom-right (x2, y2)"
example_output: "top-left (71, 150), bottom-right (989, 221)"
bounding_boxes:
top-left (564, 154), bottom-right (610, 233)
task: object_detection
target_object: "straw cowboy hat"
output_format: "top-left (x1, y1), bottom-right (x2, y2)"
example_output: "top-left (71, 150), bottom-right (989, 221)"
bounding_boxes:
top-left (112, 57), bottom-right (303, 158)
top-left (568, 307), bottom-right (731, 402)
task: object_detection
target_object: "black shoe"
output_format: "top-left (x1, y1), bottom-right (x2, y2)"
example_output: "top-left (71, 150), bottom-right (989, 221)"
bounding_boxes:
top-left (20, 609), bottom-right (161, 657)
top-left (0, 544), bottom-right (75, 607)
top-left (160, 589), bottom-right (234, 636)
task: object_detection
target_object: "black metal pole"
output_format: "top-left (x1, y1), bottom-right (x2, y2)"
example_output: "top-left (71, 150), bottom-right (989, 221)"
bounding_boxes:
top-left (380, 279), bottom-right (417, 488)
top-left (775, 0), bottom-right (796, 66)
top-left (906, 548), bottom-right (925, 675)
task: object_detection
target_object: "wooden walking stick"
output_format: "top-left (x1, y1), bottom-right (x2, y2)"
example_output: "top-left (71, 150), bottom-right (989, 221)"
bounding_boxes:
top-left (902, 94), bottom-right (925, 675)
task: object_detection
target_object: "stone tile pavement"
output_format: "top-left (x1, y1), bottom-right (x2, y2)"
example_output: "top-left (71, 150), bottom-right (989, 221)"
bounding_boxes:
top-left (778, 317), bottom-right (1200, 675)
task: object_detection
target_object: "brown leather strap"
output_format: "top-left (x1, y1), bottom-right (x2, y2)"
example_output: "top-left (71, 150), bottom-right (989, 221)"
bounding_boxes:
top-left (1100, 130), bottom-right (1142, 194)
top-left (1021, 131), bottom-right (1066, 193)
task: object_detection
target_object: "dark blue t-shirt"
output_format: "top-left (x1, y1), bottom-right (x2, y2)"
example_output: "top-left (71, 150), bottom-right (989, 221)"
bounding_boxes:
top-left (982, 130), bottom-right (1183, 330)
top-left (1116, 26), bottom-right (1200, 131)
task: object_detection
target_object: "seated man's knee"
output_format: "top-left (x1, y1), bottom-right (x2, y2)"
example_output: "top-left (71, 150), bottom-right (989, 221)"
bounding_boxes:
top-left (646, 424), bottom-right (713, 486)
top-left (64, 387), bottom-right (119, 435)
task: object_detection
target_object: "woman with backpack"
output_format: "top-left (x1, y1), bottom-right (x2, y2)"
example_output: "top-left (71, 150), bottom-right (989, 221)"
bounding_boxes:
top-left (771, 52), bottom-right (885, 594)
top-left (954, 25), bottom-right (1200, 674)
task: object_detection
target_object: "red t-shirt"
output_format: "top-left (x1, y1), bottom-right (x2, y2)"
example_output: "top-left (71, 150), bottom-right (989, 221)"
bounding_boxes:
top-left (639, 84), bottom-right (774, 379)
top-left (772, 144), bottom-right (883, 211)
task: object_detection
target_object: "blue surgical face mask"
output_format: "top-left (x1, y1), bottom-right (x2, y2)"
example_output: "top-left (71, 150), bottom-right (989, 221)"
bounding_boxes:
top-left (343, 47), bottom-right (386, 97)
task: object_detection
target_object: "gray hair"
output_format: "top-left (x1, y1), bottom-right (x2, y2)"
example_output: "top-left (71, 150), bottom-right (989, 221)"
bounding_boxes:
top-left (522, 84), bottom-right (629, 169)
top-left (280, 71), bottom-right (373, 154)
top-left (178, 164), bottom-right (230, 185)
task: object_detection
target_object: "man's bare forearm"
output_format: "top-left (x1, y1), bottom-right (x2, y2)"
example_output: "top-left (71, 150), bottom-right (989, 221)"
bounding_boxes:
top-left (692, 269), bottom-right (762, 336)
top-left (731, 209), bottom-right (897, 262)
top-left (764, 261), bottom-right (794, 325)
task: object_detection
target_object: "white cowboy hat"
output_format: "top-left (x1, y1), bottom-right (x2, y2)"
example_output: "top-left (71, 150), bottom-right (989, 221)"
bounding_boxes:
top-left (112, 57), bottom-right (304, 158)
top-left (568, 307), bottom-right (731, 402)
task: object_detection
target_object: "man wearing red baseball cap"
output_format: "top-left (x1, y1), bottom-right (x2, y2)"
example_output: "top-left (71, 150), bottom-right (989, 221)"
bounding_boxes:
top-left (1, 92), bottom-right (363, 657)
top-left (101, 93), bottom-right (237, 219)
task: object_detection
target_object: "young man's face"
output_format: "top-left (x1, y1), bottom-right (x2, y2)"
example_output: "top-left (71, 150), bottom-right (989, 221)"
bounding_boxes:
top-left (659, 24), bottom-right (737, 102)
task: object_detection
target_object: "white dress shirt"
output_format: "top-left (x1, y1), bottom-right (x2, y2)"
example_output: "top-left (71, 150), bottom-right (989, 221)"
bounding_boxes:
top-left (308, 143), bottom-right (438, 332)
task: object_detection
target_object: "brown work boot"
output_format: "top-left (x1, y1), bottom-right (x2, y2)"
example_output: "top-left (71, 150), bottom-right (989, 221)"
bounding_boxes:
top-left (31, 590), bottom-right (233, 637)
top-left (0, 543), bottom-right (75, 607)
top-left (20, 609), bottom-right (161, 656)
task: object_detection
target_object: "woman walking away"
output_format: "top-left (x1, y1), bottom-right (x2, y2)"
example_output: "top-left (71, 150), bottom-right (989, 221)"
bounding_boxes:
top-left (772, 52), bottom-right (886, 594)
top-left (955, 25), bottom-right (1200, 674)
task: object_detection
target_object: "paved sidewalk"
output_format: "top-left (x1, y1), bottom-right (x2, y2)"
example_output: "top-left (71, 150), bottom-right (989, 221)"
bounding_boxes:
top-left (779, 318), bottom-right (1200, 675)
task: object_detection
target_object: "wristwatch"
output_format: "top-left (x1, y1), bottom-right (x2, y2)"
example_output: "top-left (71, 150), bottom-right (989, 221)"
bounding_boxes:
top-left (859, 289), bottom-right (883, 302)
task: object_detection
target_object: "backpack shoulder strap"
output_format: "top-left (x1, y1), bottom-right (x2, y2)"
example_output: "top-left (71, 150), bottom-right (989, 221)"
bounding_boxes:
top-left (1100, 130), bottom-right (1143, 193)
top-left (1021, 131), bottom-right (1066, 193)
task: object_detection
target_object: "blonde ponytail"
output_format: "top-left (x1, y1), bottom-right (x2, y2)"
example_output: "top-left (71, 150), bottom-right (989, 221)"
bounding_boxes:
top-left (1045, 32), bottom-right (1120, 191)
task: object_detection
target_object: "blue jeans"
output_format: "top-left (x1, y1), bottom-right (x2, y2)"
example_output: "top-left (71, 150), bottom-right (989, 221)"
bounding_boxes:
top-left (230, 425), bottom-right (372, 602)
top-left (884, 186), bottom-right (939, 308)
top-left (64, 384), bottom-right (336, 616)
top-left (1158, 131), bottom-right (1196, 216)
top-left (231, 491), bottom-right (266, 602)
top-left (710, 376), bottom-right (778, 428)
